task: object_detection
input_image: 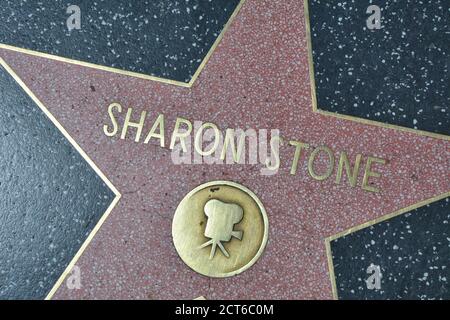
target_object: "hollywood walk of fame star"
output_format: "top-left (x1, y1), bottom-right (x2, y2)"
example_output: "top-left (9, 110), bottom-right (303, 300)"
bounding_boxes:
top-left (0, 0), bottom-right (448, 299)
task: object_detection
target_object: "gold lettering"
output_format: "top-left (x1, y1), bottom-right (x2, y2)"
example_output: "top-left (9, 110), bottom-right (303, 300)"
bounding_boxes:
top-left (335, 152), bottom-right (362, 187)
top-left (265, 136), bottom-right (283, 171)
top-left (308, 146), bottom-right (335, 181)
top-left (120, 108), bottom-right (147, 142)
top-left (362, 156), bottom-right (386, 193)
top-left (170, 117), bottom-right (193, 152)
top-left (103, 103), bottom-right (122, 137)
top-left (220, 129), bottom-right (245, 163)
top-left (144, 114), bottom-right (165, 147)
top-left (289, 141), bottom-right (310, 175)
top-left (194, 122), bottom-right (220, 156)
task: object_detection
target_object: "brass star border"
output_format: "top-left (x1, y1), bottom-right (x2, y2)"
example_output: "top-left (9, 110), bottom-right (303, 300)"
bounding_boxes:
top-left (0, 57), bottom-right (122, 300)
top-left (0, 0), bottom-right (246, 89)
top-left (303, 0), bottom-right (450, 141)
top-left (303, 0), bottom-right (449, 299)
top-left (325, 191), bottom-right (450, 300)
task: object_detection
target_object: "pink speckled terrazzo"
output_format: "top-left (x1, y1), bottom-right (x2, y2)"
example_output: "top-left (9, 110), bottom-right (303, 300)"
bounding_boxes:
top-left (0, 0), bottom-right (448, 299)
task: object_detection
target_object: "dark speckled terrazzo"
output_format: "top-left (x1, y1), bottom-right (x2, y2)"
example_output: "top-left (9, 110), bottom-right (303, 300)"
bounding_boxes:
top-left (331, 196), bottom-right (450, 300)
top-left (308, 0), bottom-right (450, 136)
top-left (0, 0), bottom-right (241, 83)
top-left (0, 64), bottom-right (114, 299)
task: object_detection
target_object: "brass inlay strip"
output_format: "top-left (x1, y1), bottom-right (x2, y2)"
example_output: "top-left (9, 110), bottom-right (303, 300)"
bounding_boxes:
top-left (0, 57), bottom-right (122, 300)
top-left (303, 0), bottom-right (449, 141)
top-left (0, 0), bottom-right (246, 88)
top-left (188, 0), bottom-right (246, 88)
top-left (324, 191), bottom-right (450, 300)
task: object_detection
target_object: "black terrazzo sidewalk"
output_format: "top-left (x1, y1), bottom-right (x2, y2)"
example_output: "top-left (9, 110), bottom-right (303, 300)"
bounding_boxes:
top-left (0, 0), bottom-right (241, 83)
top-left (308, 0), bottom-right (449, 136)
top-left (0, 63), bottom-right (115, 299)
top-left (330, 196), bottom-right (450, 300)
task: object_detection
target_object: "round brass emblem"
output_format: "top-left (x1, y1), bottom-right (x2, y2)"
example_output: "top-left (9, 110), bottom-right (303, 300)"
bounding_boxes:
top-left (172, 181), bottom-right (269, 278)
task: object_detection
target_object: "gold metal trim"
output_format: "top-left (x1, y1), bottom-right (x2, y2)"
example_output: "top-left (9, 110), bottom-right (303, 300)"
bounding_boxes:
top-left (188, 0), bottom-right (246, 88)
top-left (0, 57), bottom-right (122, 300)
top-left (324, 191), bottom-right (450, 300)
top-left (303, 0), bottom-right (450, 141)
top-left (325, 238), bottom-right (338, 300)
top-left (0, 0), bottom-right (246, 88)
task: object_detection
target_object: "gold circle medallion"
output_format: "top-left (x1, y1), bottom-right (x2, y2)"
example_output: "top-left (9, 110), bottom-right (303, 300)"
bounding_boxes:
top-left (172, 181), bottom-right (269, 278)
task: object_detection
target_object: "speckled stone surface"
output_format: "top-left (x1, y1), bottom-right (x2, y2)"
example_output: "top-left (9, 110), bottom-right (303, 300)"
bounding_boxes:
top-left (331, 196), bottom-right (450, 300)
top-left (0, 0), bottom-right (241, 83)
top-left (308, 0), bottom-right (450, 136)
top-left (0, 64), bottom-right (114, 299)
top-left (0, 0), bottom-right (448, 300)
